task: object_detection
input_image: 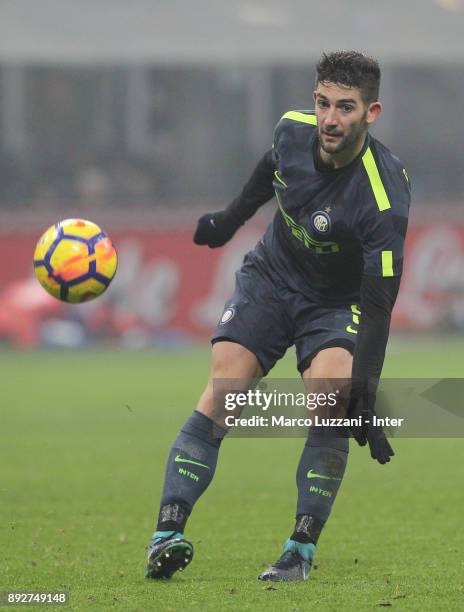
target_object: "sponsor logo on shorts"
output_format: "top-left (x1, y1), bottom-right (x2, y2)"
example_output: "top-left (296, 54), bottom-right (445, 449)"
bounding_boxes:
top-left (220, 307), bottom-right (235, 324)
top-left (311, 210), bottom-right (332, 234)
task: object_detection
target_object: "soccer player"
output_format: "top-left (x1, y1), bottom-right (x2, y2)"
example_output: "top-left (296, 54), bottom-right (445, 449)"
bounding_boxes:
top-left (146, 51), bottom-right (410, 582)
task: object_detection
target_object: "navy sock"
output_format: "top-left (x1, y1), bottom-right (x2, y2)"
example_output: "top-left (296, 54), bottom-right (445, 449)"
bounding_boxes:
top-left (294, 428), bottom-right (349, 540)
top-left (156, 411), bottom-right (226, 532)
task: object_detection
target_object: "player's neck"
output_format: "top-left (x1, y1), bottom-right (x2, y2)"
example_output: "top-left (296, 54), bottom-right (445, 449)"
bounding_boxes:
top-left (319, 132), bottom-right (367, 170)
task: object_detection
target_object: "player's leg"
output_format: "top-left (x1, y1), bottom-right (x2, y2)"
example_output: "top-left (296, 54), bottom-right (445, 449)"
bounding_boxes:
top-left (259, 298), bottom-right (357, 582)
top-left (295, 350), bottom-right (352, 551)
top-left (147, 256), bottom-right (290, 579)
top-left (146, 340), bottom-right (262, 579)
top-left (156, 340), bottom-right (262, 535)
top-left (259, 347), bottom-right (352, 582)
top-left (259, 347), bottom-right (352, 581)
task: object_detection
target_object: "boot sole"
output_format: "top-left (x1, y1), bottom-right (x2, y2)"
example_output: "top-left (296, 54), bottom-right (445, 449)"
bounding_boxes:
top-left (146, 541), bottom-right (194, 579)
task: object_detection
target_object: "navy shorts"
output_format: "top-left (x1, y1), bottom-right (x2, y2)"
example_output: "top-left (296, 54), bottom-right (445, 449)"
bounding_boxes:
top-left (211, 255), bottom-right (360, 375)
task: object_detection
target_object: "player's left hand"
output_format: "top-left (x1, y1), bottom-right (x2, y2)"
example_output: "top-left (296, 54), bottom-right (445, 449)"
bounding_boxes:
top-left (348, 381), bottom-right (394, 464)
top-left (366, 427), bottom-right (394, 464)
top-left (347, 380), bottom-right (373, 446)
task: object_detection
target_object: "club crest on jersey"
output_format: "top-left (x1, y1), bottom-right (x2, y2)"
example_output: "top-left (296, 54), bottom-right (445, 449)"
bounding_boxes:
top-left (310, 210), bottom-right (332, 235)
top-left (220, 307), bottom-right (235, 324)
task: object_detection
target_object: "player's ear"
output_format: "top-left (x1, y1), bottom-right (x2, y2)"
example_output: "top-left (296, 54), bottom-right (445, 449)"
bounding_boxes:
top-left (366, 101), bottom-right (382, 125)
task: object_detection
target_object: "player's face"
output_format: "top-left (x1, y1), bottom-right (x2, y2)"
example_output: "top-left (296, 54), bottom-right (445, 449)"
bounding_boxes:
top-left (313, 82), bottom-right (382, 159)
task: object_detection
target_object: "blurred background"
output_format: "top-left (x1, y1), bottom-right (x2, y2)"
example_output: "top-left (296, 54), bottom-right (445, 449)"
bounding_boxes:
top-left (1, 0), bottom-right (464, 349)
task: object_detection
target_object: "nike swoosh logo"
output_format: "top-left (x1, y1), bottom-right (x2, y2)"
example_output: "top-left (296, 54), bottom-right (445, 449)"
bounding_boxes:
top-left (346, 325), bottom-right (358, 334)
top-left (174, 455), bottom-right (210, 470)
top-left (306, 469), bottom-right (341, 481)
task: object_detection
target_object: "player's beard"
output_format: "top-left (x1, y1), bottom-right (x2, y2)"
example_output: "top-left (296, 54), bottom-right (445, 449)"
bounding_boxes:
top-left (319, 112), bottom-right (368, 156)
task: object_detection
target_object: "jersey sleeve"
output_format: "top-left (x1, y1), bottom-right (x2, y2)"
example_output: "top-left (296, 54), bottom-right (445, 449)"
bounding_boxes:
top-left (273, 110), bottom-right (318, 151)
top-left (358, 149), bottom-right (411, 278)
top-left (225, 149), bottom-right (276, 224)
top-left (352, 274), bottom-right (401, 384)
top-left (360, 209), bottom-right (407, 277)
top-left (351, 147), bottom-right (411, 388)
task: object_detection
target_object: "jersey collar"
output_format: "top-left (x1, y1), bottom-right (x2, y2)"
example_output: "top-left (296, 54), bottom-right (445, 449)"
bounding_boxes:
top-left (312, 132), bottom-right (371, 174)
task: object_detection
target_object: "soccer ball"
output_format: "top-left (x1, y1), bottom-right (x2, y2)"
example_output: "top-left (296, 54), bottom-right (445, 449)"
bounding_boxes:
top-left (33, 218), bottom-right (118, 303)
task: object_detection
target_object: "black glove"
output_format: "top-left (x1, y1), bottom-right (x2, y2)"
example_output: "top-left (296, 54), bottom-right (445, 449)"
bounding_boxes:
top-left (193, 211), bottom-right (242, 248)
top-left (347, 380), bottom-right (372, 446)
top-left (348, 381), bottom-right (394, 464)
top-left (366, 427), bottom-right (394, 464)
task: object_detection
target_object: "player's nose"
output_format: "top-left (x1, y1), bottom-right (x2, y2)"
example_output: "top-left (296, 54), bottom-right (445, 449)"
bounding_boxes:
top-left (323, 106), bottom-right (339, 127)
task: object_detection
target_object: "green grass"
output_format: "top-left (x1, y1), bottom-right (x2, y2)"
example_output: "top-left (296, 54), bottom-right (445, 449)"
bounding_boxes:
top-left (1, 337), bottom-right (464, 610)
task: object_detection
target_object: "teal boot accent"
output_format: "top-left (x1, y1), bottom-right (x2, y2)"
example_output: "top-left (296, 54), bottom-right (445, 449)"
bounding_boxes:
top-left (283, 538), bottom-right (316, 561)
top-left (152, 530), bottom-right (183, 541)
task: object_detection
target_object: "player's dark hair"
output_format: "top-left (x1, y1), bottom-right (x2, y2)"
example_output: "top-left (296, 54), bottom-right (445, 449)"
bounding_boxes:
top-left (316, 51), bottom-right (380, 103)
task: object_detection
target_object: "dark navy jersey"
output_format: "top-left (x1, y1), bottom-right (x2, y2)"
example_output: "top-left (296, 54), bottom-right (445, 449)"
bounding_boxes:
top-left (253, 110), bottom-right (411, 304)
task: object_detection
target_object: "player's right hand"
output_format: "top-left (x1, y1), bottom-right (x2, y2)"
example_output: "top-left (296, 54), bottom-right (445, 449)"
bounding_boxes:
top-left (193, 211), bottom-right (241, 248)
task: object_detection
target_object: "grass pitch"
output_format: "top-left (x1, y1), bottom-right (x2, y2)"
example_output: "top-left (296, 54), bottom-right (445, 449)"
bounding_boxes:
top-left (1, 337), bottom-right (464, 610)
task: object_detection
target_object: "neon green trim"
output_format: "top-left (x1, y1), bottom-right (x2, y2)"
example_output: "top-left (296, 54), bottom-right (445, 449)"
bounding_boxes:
top-left (306, 469), bottom-right (342, 481)
top-left (362, 147), bottom-right (391, 212)
top-left (274, 171), bottom-right (287, 188)
top-left (381, 250), bottom-right (394, 277)
top-left (281, 111), bottom-right (317, 125)
top-left (174, 454), bottom-right (210, 470)
top-left (347, 305), bottom-right (360, 332)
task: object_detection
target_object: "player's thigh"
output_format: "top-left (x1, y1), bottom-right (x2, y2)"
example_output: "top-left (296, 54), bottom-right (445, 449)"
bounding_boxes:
top-left (197, 340), bottom-right (263, 417)
top-left (294, 300), bottom-right (358, 381)
top-left (212, 261), bottom-right (292, 377)
top-left (208, 339), bottom-right (264, 380)
top-left (304, 346), bottom-right (353, 380)
top-left (197, 340), bottom-right (263, 422)
top-left (198, 260), bottom-right (291, 424)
